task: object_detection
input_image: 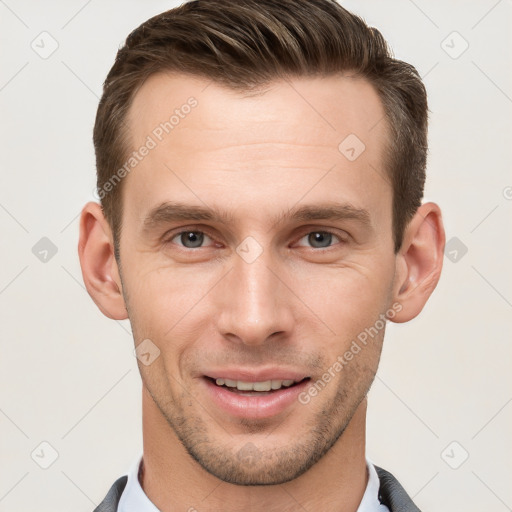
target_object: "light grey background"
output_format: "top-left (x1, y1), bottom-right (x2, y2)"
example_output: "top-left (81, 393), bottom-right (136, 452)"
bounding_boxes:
top-left (1, 1), bottom-right (511, 511)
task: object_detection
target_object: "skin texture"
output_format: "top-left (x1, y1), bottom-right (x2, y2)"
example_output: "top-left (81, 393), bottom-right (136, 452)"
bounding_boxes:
top-left (79, 72), bottom-right (445, 512)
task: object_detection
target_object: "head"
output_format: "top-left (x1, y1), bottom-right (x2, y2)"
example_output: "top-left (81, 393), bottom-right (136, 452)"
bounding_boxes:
top-left (94, 0), bottom-right (429, 258)
top-left (80, 0), bottom-right (444, 486)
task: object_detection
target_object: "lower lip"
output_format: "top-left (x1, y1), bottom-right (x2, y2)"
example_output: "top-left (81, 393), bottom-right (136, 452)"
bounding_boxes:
top-left (202, 377), bottom-right (310, 419)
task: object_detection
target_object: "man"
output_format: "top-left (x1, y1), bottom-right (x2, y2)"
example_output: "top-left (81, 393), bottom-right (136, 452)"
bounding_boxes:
top-left (78, 0), bottom-right (445, 510)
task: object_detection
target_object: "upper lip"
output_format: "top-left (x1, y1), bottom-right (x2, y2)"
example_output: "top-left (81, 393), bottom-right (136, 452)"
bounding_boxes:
top-left (204, 368), bottom-right (310, 382)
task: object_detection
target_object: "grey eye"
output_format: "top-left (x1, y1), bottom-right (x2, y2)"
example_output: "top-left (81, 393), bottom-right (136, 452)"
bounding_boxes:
top-left (173, 231), bottom-right (211, 248)
top-left (298, 231), bottom-right (339, 249)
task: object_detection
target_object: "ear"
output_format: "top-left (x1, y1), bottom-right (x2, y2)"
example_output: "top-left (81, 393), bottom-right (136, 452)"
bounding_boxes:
top-left (390, 202), bottom-right (445, 323)
top-left (78, 202), bottom-right (128, 320)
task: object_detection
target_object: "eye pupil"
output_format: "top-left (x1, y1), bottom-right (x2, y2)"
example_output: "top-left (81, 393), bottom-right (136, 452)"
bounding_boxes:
top-left (181, 231), bottom-right (204, 248)
top-left (308, 231), bottom-right (332, 248)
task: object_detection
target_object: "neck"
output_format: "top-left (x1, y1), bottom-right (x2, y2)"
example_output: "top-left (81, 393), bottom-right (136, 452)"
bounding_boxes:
top-left (140, 386), bottom-right (368, 512)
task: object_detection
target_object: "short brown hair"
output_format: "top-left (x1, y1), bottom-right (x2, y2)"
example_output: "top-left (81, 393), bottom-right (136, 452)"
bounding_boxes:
top-left (94, 0), bottom-right (428, 256)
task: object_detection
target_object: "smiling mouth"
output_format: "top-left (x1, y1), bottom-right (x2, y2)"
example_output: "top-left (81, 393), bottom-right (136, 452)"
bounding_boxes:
top-left (205, 376), bottom-right (310, 396)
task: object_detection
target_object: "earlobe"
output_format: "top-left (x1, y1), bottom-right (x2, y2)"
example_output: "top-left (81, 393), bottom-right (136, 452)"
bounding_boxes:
top-left (390, 202), bottom-right (446, 323)
top-left (78, 202), bottom-right (128, 320)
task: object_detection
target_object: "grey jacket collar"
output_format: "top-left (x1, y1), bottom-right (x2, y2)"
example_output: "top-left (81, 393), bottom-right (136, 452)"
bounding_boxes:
top-left (94, 475), bottom-right (127, 512)
top-left (375, 466), bottom-right (421, 512)
top-left (94, 466), bottom-right (421, 512)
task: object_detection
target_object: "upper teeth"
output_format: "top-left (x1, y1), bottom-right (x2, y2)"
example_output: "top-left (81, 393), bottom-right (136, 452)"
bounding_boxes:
top-left (215, 378), bottom-right (297, 391)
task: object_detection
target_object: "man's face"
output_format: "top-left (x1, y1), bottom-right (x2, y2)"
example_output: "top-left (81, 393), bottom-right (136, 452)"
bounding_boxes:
top-left (118, 72), bottom-right (397, 485)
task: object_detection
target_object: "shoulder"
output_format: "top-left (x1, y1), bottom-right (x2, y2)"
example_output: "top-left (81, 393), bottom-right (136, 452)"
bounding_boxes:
top-left (92, 466), bottom-right (421, 512)
top-left (93, 475), bottom-right (128, 512)
top-left (374, 465), bottom-right (422, 512)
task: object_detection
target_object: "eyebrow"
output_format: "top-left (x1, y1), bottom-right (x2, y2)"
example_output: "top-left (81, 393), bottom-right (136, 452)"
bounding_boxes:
top-left (142, 201), bottom-right (372, 232)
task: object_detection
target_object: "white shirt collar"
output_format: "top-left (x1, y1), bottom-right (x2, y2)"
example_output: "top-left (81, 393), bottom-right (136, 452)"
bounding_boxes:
top-left (118, 452), bottom-right (389, 512)
top-left (358, 457), bottom-right (390, 512)
top-left (117, 453), bottom-right (159, 512)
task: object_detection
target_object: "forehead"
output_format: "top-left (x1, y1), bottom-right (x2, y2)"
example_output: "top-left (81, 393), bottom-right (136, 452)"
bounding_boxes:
top-left (123, 71), bottom-right (391, 231)
top-left (127, 71), bottom-right (387, 149)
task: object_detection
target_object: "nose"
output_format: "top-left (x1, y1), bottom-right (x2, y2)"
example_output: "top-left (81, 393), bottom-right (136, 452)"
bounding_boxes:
top-left (215, 249), bottom-right (295, 347)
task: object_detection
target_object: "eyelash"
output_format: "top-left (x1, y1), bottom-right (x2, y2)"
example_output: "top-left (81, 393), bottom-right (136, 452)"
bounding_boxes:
top-left (163, 227), bottom-right (348, 250)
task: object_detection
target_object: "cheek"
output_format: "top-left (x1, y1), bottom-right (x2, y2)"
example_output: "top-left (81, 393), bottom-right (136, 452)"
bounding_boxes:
top-left (123, 262), bottom-right (215, 356)
top-left (299, 264), bottom-right (393, 337)
top-left (290, 266), bottom-right (393, 382)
